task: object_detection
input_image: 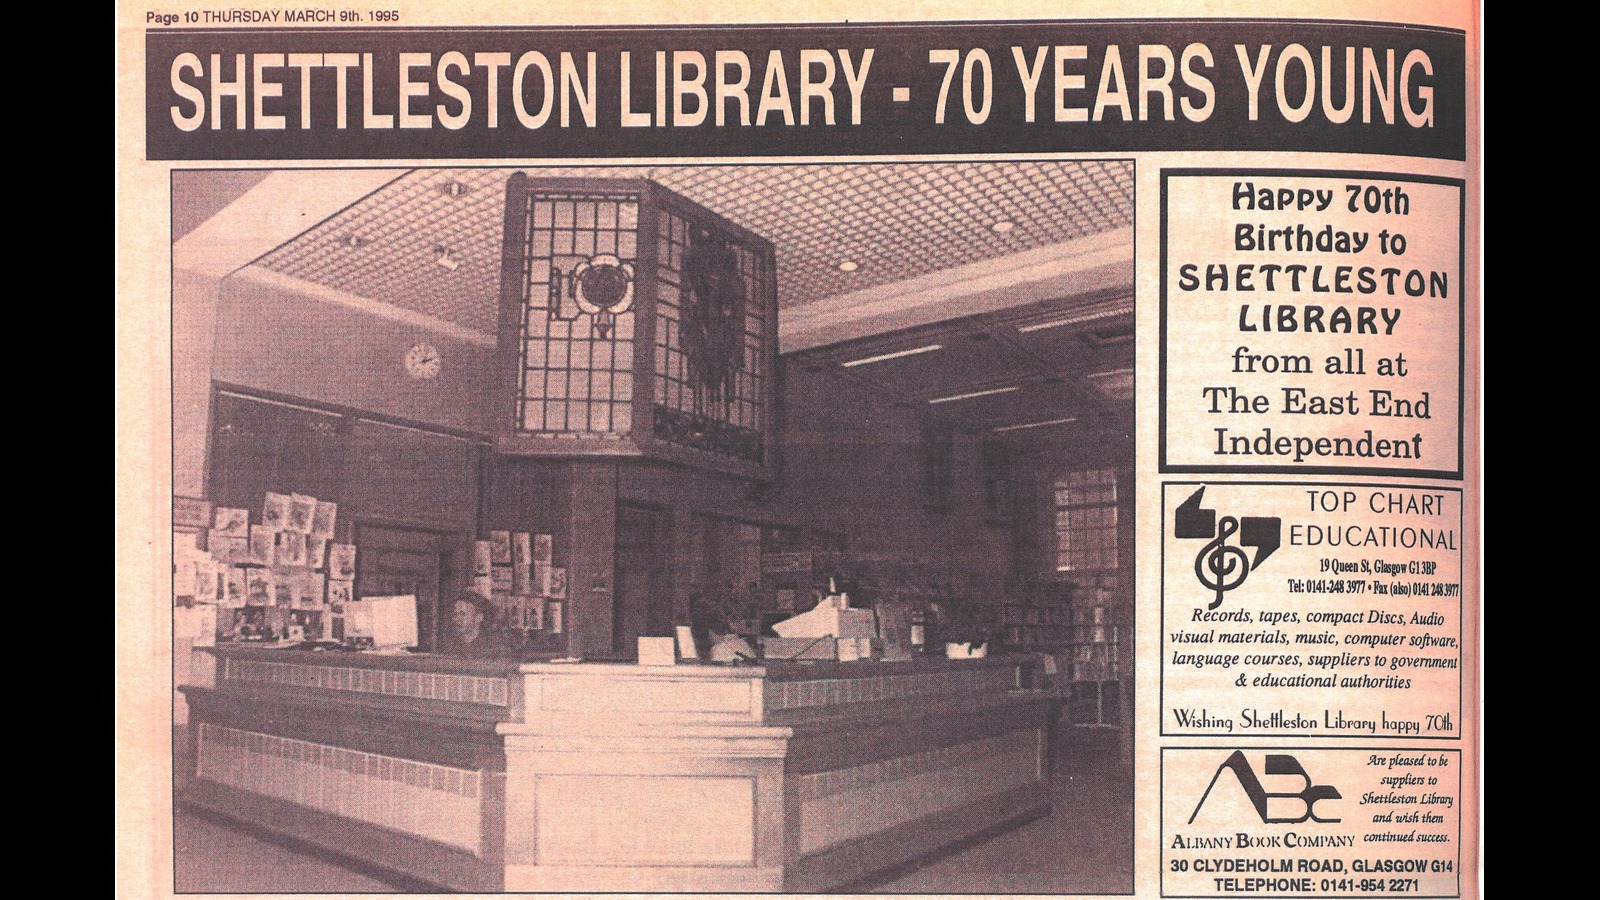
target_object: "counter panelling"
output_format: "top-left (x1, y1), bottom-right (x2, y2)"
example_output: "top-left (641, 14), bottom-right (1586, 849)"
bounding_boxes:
top-left (759, 658), bottom-right (1051, 890)
top-left (180, 647), bottom-right (1053, 892)
top-left (182, 649), bottom-right (516, 891)
top-left (500, 661), bottom-right (786, 891)
top-left (519, 661), bottom-right (766, 726)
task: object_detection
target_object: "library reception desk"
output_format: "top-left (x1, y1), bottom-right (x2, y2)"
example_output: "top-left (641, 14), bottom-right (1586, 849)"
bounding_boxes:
top-left (180, 647), bottom-right (1054, 892)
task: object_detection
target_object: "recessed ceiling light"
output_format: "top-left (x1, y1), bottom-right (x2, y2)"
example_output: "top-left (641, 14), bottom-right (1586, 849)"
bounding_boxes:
top-left (841, 344), bottom-right (944, 368)
top-left (1016, 298), bottom-right (1134, 333)
top-left (838, 260), bottom-right (859, 272)
top-left (991, 221), bottom-right (1015, 233)
top-left (1018, 318), bottom-right (1073, 334)
top-left (1081, 325), bottom-right (1136, 346)
top-left (440, 180), bottom-right (471, 199)
top-left (993, 417), bottom-right (1078, 433)
top-left (1087, 368), bottom-right (1135, 401)
top-left (928, 386), bottom-right (1021, 404)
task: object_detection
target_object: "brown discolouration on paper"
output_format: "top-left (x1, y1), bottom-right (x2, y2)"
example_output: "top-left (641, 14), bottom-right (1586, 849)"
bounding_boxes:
top-left (116, 1), bottom-right (1479, 897)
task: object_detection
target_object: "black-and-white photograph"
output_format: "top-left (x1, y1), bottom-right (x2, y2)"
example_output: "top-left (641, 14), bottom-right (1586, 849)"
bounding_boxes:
top-left (170, 162), bottom-right (1137, 893)
top-left (118, 5), bottom-right (1486, 897)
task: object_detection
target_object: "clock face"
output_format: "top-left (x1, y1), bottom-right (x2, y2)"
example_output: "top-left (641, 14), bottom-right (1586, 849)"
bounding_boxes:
top-left (403, 342), bottom-right (442, 380)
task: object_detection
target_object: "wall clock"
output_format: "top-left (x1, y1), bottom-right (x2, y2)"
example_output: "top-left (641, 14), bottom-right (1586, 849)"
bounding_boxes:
top-left (403, 342), bottom-right (442, 380)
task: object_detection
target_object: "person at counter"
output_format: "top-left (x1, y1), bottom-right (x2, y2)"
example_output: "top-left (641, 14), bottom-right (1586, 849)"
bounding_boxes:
top-left (707, 623), bottom-right (757, 663)
top-left (440, 590), bottom-right (516, 659)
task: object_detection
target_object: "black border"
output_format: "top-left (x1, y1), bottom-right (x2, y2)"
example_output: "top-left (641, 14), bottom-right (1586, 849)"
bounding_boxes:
top-left (1158, 746), bottom-right (1463, 899)
top-left (1158, 169), bottom-right (1466, 480)
top-left (144, 20), bottom-right (1470, 163)
top-left (1158, 481), bottom-right (1465, 741)
top-left (149, 17), bottom-right (1469, 36)
top-left (170, 158), bottom-right (1141, 896)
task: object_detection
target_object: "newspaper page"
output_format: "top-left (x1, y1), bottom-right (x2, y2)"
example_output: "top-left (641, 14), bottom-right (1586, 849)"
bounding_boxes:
top-left (116, 1), bottom-right (1481, 898)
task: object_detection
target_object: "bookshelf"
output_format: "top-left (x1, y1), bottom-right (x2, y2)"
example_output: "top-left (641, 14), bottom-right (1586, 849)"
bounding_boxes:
top-left (999, 575), bottom-right (1124, 727)
top-left (998, 596), bottom-right (1074, 649)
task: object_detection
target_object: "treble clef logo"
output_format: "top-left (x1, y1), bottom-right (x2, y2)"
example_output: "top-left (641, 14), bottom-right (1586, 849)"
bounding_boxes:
top-left (1173, 487), bottom-right (1282, 611)
top-left (1195, 516), bottom-right (1251, 610)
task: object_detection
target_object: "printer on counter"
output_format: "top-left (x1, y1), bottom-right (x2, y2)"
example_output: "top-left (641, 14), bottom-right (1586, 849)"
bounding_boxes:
top-left (764, 582), bottom-right (880, 661)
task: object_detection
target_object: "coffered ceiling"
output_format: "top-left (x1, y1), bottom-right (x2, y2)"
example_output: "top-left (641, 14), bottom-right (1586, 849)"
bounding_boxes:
top-left (178, 161), bottom-right (1135, 443)
top-left (236, 161), bottom-right (1131, 333)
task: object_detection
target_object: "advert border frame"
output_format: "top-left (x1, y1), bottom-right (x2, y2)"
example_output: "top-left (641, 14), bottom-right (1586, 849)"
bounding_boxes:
top-left (1158, 481), bottom-right (1465, 741)
top-left (1157, 169), bottom-right (1467, 480)
top-left (1157, 746), bottom-right (1463, 899)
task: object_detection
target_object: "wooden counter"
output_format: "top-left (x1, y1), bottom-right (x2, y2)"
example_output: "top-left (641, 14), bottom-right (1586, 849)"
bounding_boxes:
top-left (180, 646), bottom-right (1054, 892)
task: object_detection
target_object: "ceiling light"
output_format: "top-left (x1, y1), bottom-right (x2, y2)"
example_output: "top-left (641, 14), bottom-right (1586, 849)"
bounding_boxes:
top-left (440, 180), bottom-right (471, 198)
top-left (991, 221), bottom-right (1015, 233)
top-left (1016, 297), bottom-right (1134, 333)
top-left (840, 344), bottom-right (944, 368)
top-left (838, 260), bottom-right (859, 272)
top-left (1081, 325), bottom-right (1136, 346)
top-left (1087, 368), bottom-right (1135, 401)
top-left (994, 417), bottom-right (1078, 433)
top-left (1018, 318), bottom-right (1077, 333)
top-left (928, 385), bottom-right (1021, 404)
top-left (434, 247), bottom-right (460, 272)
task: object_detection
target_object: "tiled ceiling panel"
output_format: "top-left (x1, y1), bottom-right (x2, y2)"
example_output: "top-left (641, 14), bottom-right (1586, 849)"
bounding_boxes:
top-left (657, 162), bottom-right (1133, 308)
top-left (251, 162), bottom-right (1133, 336)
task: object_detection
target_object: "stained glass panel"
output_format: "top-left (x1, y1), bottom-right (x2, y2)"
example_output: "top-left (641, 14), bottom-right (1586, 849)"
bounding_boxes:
top-left (652, 207), bottom-right (771, 463)
top-left (507, 180), bottom-right (774, 468)
top-left (515, 189), bottom-right (640, 437)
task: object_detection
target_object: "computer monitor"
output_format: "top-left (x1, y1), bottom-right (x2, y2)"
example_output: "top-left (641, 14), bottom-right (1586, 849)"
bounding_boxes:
top-left (344, 595), bottom-right (419, 650)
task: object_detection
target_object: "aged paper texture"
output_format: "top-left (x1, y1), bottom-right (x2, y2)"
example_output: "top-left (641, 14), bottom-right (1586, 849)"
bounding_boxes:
top-left (116, 1), bottom-right (1480, 897)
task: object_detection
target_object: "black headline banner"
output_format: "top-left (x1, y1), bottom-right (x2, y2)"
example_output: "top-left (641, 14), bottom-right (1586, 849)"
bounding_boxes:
top-left (145, 21), bottom-right (1466, 161)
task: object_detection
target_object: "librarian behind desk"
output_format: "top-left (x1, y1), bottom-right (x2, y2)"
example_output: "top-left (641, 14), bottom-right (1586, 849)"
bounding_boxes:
top-left (440, 590), bottom-right (518, 660)
top-left (180, 646), bottom-right (1054, 892)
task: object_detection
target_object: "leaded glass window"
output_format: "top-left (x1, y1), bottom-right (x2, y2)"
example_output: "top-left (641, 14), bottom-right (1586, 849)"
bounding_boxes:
top-left (515, 188), bottom-right (640, 437)
top-left (500, 176), bottom-right (776, 473)
top-left (652, 206), bottom-right (771, 463)
top-left (1055, 469), bottom-right (1119, 572)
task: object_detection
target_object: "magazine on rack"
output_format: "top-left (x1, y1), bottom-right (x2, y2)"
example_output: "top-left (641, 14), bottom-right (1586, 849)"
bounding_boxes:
top-left (115, 2), bottom-right (1481, 897)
